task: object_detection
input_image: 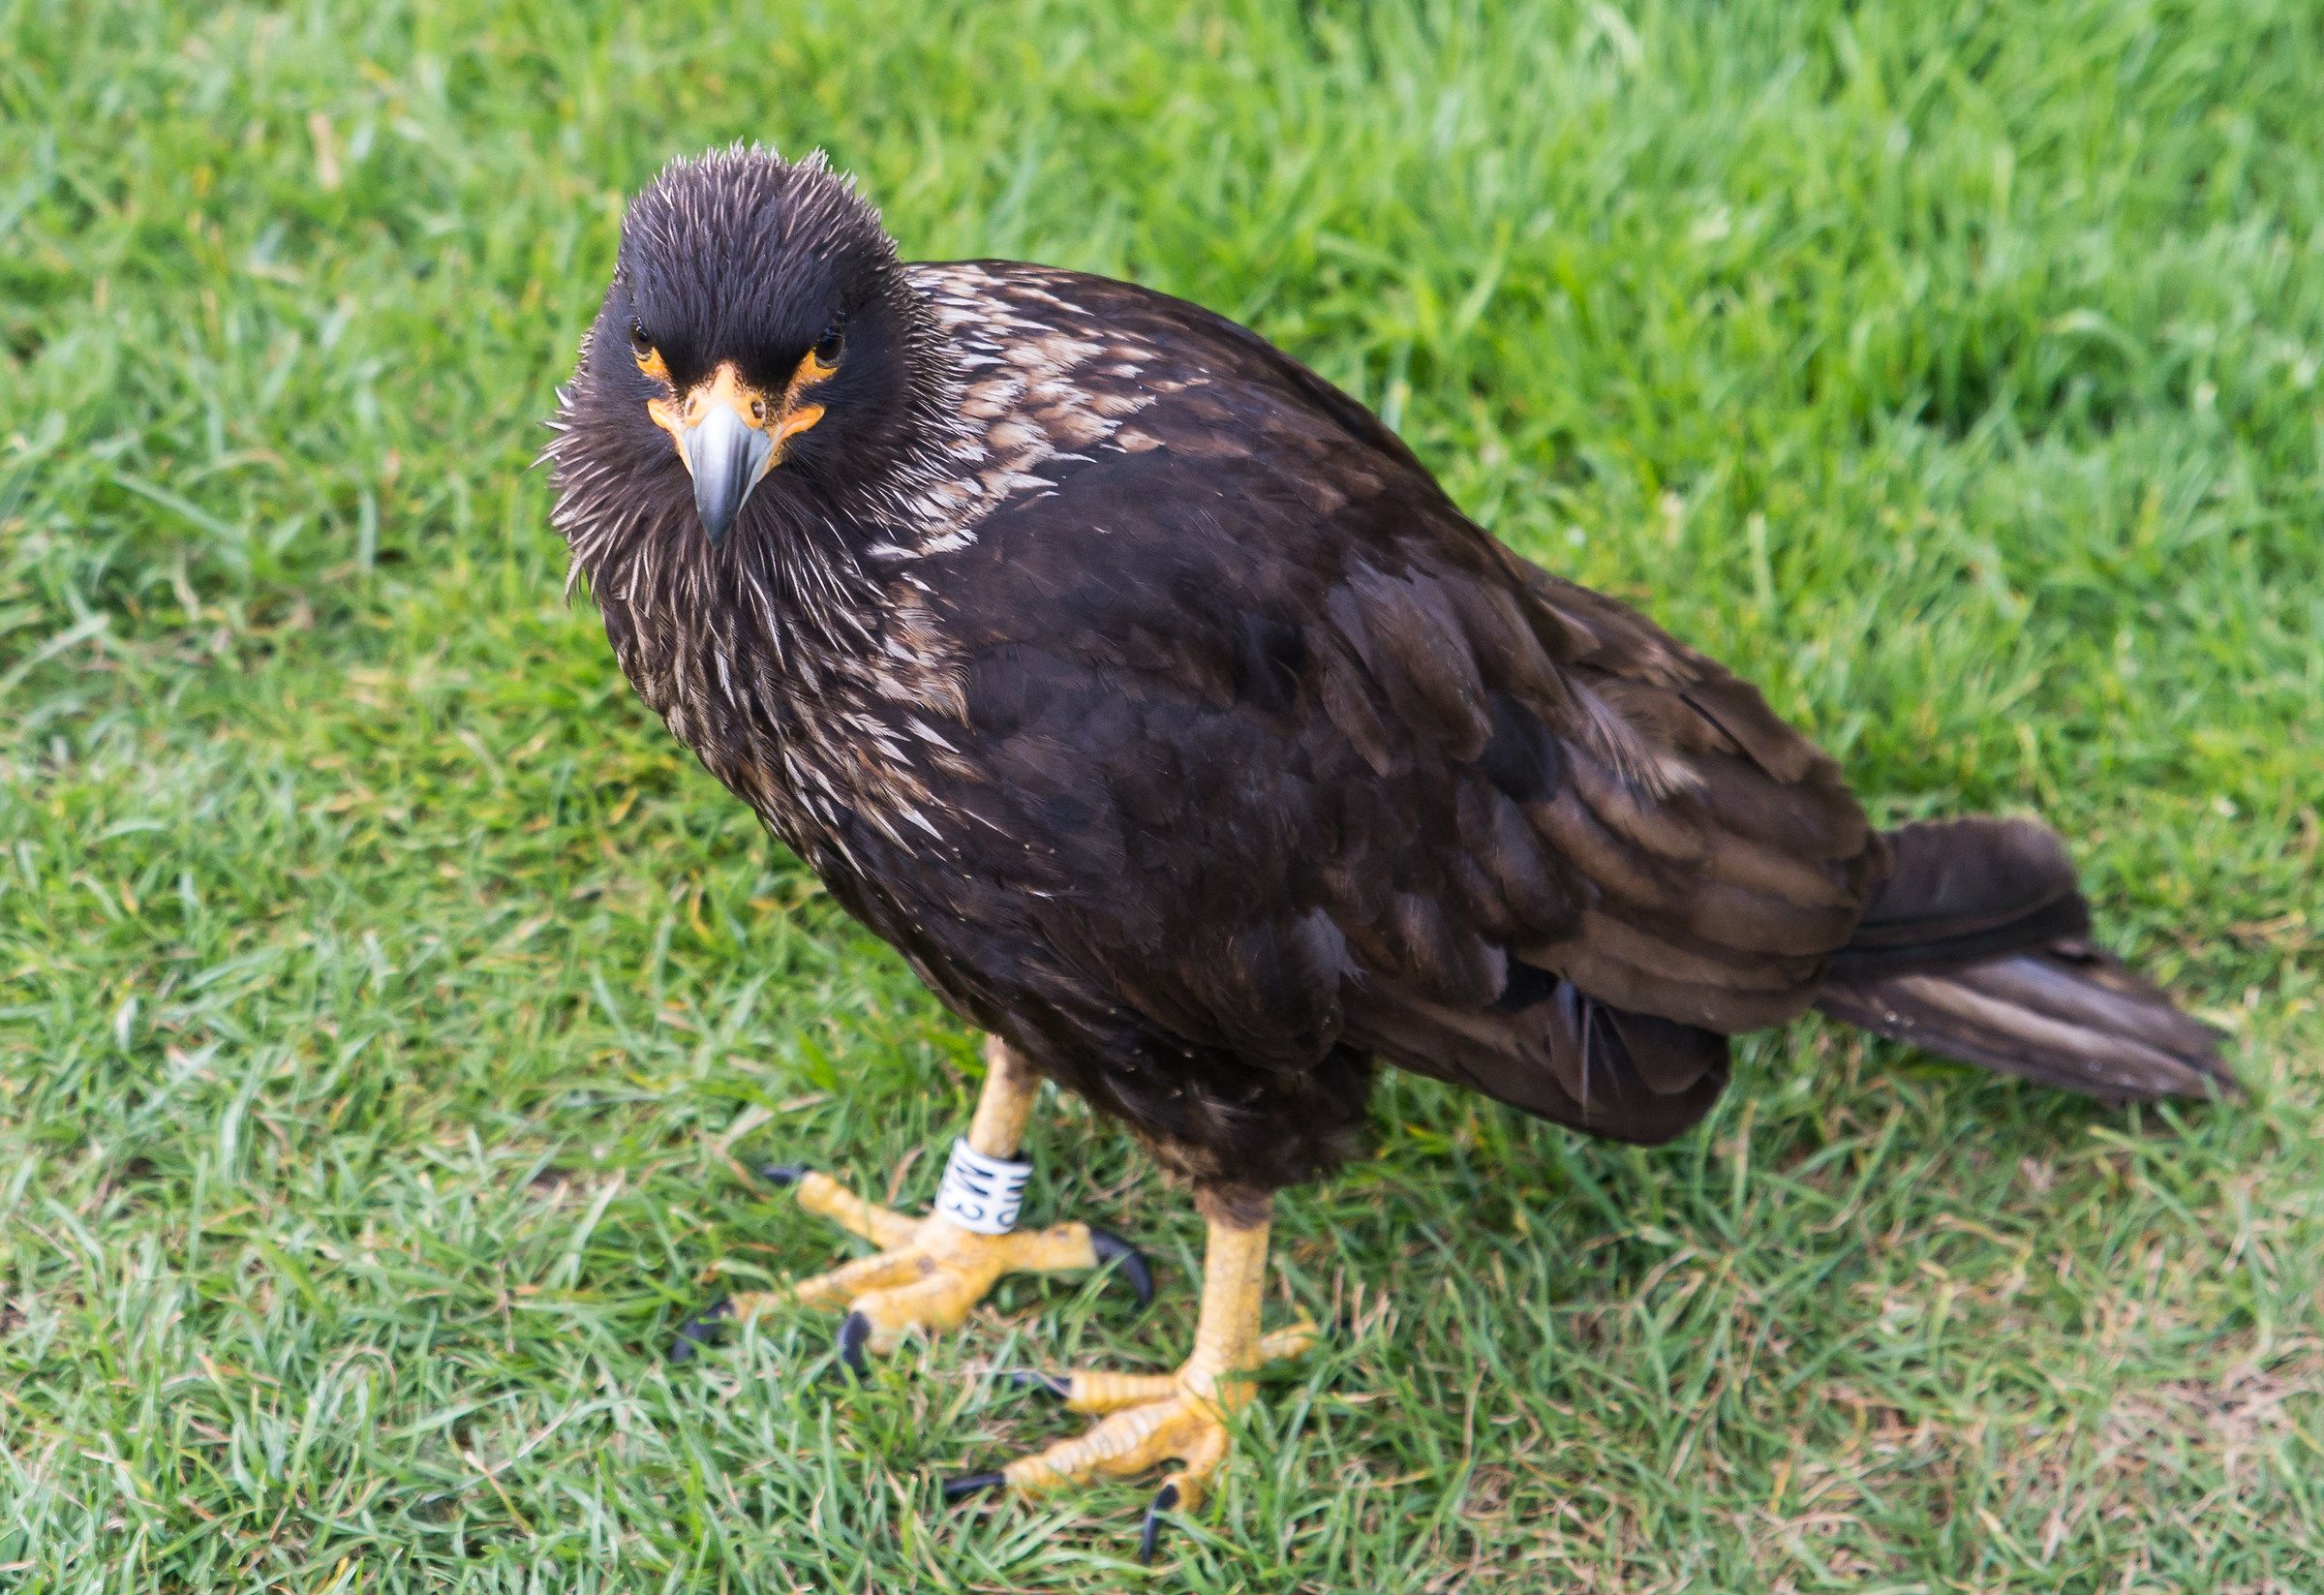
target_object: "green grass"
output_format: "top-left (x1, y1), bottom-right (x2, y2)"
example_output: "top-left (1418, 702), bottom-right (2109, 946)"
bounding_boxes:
top-left (4, 0), bottom-right (2321, 1587)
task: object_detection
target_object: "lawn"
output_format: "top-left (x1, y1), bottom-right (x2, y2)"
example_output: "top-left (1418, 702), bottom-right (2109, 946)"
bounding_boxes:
top-left (4, 0), bottom-right (2321, 1588)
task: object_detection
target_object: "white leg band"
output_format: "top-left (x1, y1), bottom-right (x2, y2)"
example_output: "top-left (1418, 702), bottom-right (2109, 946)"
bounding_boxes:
top-left (933, 1137), bottom-right (1032, 1235)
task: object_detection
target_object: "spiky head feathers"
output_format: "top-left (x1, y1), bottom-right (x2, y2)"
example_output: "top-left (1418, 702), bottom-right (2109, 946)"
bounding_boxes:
top-left (549, 147), bottom-right (954, 587)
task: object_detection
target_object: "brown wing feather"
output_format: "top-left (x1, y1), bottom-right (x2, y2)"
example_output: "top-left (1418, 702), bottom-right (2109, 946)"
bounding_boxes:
top-left (1330, 549), bottom-right (1885, 1140)
top-left (887, 266), bottom-right (1894, 1165)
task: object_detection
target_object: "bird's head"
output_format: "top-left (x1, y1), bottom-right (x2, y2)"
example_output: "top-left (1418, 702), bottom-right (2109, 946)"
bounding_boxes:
top-left (550, 147), bottom-right (950, 567)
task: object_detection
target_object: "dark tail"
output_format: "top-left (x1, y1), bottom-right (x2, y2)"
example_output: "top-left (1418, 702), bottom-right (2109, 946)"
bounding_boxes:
top-left (1815, 817), bottom-right (2235, 1102)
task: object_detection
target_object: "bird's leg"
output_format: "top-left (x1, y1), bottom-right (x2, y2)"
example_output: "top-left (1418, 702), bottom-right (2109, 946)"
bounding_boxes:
top-left (945, 1186), bottom-right (1318, 1563)
top-left (671, 1037), bottom-right (1148, 1367)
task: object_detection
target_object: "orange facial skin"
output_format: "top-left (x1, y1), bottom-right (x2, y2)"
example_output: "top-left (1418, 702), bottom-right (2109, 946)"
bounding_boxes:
top-left (640, 346), bottom-right (835, 477)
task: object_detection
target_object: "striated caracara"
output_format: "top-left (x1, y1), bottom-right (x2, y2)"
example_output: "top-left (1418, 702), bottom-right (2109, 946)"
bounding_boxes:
top-left (544, 146), bottom-right (2232, 1560)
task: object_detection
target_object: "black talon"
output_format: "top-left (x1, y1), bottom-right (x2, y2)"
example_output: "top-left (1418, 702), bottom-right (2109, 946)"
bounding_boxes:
top-left (1087, 1227), bottom-right (1153, 1311)
top-left (1139, 1482), bottom-right (1179, 1564)
top-left (837, 1309), bottom-right (872, 1377)
top-left (668, 1296), bottom-right (735, 1364)
top-left (757, 1163), bottom-right (810, 1187)
top-left (942, 1471), bottom-right (1007, 1504)
top-left (1002, 1368), bottom-right (1073, 1399)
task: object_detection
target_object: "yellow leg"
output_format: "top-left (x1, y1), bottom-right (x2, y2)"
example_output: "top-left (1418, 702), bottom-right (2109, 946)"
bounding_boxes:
top-left (946, 1189), bottom-right (1319, 1563)
top-left (672, 1037), bottom-right (1148, 1367)
top-left (963, 1032), bottom-right (1039, 1160)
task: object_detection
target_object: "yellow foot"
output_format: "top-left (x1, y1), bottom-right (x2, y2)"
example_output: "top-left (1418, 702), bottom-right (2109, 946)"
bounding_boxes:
top-left (670, 1166), bottom-right (1149, 1369)
top-left (945, 1322), bottom-right (1318, 1563)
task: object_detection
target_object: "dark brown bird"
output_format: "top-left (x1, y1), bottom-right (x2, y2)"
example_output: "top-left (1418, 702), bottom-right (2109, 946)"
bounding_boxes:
top-left (546, 147), bottom-right (2232, 1558)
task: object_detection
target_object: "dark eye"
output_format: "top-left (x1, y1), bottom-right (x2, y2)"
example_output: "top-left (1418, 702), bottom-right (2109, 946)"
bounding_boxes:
top-left (628, 318), bottom-right (653, 353)
top-left (811, 316), bottom-right (845, 365)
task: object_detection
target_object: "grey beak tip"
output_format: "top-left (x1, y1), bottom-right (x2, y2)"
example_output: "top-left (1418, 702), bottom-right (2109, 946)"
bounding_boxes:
top-left (686, 406), bottom-right (775, 548)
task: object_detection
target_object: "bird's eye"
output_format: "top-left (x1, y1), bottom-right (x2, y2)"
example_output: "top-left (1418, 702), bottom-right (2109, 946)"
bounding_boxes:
top-left (628, 318), bottom-right (653, 353)
top-left (811, 317), bottom-right (845, 366)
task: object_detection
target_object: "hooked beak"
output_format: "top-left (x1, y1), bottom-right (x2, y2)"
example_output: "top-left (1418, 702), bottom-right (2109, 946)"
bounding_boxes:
top-left (647, 361), bottom-right (824, 548)
top-left (683, 403), bottom-right (774, 547)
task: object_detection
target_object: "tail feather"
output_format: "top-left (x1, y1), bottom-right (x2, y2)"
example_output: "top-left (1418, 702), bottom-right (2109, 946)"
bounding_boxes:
top-left (1816, 817), bottom-right (2234, 1103)
top-left (1828, 816), bottom-right (2090, 975)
